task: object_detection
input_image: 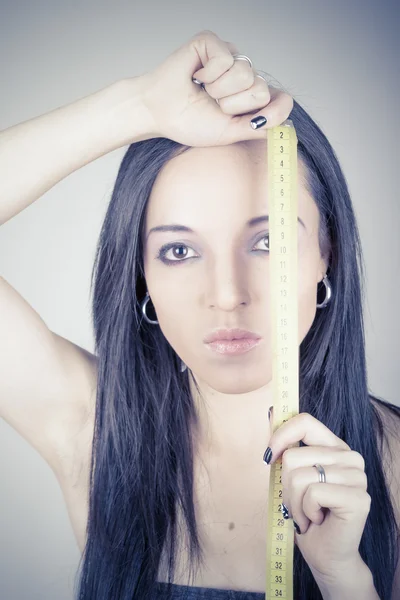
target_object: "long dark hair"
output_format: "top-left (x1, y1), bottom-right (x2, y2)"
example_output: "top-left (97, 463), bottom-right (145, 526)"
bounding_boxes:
top-left (74, 99), bottom-right (400, 600)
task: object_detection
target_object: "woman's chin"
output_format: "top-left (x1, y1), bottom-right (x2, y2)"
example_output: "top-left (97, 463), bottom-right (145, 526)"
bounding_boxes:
top-left (190, 367), bottom-right (272, 395)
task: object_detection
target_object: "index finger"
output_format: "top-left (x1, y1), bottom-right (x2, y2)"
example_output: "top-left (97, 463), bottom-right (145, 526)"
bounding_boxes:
top-left (268, 412), bottom-right (351, 464)
top-left (191, 31), bottom-right (236, 84)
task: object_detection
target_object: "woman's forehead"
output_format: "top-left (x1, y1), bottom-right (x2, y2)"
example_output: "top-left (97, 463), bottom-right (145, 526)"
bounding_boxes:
top-left (145, 142), bottom-right (317, 232)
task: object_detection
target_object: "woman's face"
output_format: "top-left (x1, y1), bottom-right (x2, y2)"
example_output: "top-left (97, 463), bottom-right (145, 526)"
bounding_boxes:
top-left (142, 140), bottom-right (328, 395)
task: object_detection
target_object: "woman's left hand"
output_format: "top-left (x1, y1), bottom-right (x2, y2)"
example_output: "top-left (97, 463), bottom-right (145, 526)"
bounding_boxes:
top-left (266, 411), bottom-right (371, 585)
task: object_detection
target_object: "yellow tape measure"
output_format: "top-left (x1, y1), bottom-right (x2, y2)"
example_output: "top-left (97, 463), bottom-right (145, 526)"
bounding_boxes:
top-left (265, 119), bottom-right (299, 599)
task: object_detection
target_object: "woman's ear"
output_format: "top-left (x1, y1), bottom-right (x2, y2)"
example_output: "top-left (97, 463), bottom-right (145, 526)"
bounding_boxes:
top-left (317, 256), bottom-right (329, 282)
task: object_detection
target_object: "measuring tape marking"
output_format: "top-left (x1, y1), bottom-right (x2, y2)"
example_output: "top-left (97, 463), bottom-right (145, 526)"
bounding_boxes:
top-left (265, 120), bottom-right (299, 600)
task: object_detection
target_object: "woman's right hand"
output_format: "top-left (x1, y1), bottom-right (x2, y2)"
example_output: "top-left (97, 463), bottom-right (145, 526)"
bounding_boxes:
top-left (138, 29), bottom-right (294, 147)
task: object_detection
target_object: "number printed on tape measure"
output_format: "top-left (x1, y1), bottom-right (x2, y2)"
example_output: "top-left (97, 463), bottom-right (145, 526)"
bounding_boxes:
top-left (266, 121), bottom-right (298, 599)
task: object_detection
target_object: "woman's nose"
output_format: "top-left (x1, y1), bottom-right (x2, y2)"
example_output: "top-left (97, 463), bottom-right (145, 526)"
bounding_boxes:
top-left (205, 257), bottom-right (252, 311)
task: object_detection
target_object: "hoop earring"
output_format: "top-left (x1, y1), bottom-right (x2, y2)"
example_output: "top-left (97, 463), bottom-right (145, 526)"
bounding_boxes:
top-left (141, 293), bottom-right (187, 373)
top-left (316, 274), bottom-right (332, 309)
top-left (141, 292), bottom-right (159, 324)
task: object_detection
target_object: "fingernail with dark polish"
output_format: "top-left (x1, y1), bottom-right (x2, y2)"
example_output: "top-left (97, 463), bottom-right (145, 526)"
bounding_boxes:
top-left (250, 115), bottom-right (267, 130)
top-left (293, 521), bottom-right (301, 535)
top-left (268, 405), bottom-right (273, 421)
top-left (263, 447), bottom-right (272, 464)
top-left (280, 503), bottom-right (290, 519)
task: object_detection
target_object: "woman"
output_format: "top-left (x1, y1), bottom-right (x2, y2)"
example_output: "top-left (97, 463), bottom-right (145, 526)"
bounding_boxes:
top-left (0, 30), bottom-right (399, 600)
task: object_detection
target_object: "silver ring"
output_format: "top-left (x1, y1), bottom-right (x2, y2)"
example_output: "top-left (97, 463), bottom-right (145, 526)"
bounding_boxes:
top-left (313, 464), bottom-right (326, 483)
top-left (192, 54), bottom-right (254, 89)
top-left (192, 77), bottom-right (206, 90)
top-left (232, 53), bottom-right (253, 68)
top-left (255, 73), bottom-right (268, 84)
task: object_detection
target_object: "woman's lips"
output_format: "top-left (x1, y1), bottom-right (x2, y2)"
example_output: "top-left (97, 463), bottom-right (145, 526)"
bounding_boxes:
top-left (205, 338), bottom-right (262, 355)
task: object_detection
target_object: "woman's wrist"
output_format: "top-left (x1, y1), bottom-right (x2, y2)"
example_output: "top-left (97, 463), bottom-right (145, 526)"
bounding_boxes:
top-left (102, 76), bottom-right (160, 149)
top-left (0, 76), bottom-right (158, 223)
top-left (315, 560), bottom-right (379, 600)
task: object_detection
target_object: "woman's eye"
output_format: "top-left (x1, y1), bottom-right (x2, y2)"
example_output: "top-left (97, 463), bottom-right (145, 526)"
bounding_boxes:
top-left (157, 243), bottom-right (197, 264)
top-left (253, 233), bottom-right (270, 252)
top-left (157, 234), bottom-right (269, 266)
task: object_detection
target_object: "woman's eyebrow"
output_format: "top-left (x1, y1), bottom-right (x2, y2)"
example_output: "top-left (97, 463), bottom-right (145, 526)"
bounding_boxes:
top-left (146, 215), bottom-right (306, 240)
top-left (248, 215), bottom-right (306, 229)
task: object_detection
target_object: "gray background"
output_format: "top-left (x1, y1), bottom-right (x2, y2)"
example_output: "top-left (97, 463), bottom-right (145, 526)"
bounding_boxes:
top-left (0, 1), bottom-right (399, 598)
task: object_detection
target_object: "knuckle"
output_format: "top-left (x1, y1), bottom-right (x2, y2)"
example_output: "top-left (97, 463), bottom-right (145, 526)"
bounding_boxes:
top-left (289, 469), bottom-right (301, 492)
top-left (353, 487), bottom-right (371, 509)
top-left (282, 91), bottom-right (294, 110)
top-left (256, 87), bottom-right (271, 105)
top-left (224, 54), bottom-right (235, 70)
top-left (194, 29), bottom-right (217, 38)
top-left (281, 448), bottom-right (293, 470)
top-left (270, 91), bottom-right (294, 122)
top-left (237, 64), bottom-right (252, 84)
top-left (361, 491), bottom-right (372, 512)
top-left (297, 412), bottom-right (310, 426)
top-left (307, 482), bottom-right (320, 500)
top-left (226, 41), bottom-right (240, 55)
top-left (350, 451), bottom-right (365, 471)
top-left (360, 471), bottom-right (368, 490)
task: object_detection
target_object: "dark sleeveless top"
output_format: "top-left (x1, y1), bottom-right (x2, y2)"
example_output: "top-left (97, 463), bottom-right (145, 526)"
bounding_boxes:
top-left (153, 581), bottom-right (265, 599)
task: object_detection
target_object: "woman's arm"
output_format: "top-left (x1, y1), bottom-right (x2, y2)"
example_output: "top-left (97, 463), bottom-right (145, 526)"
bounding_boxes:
top-left (0, 76), bottom-right (153, 225)
top-left (0, 76), bottom-right (154, 473)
